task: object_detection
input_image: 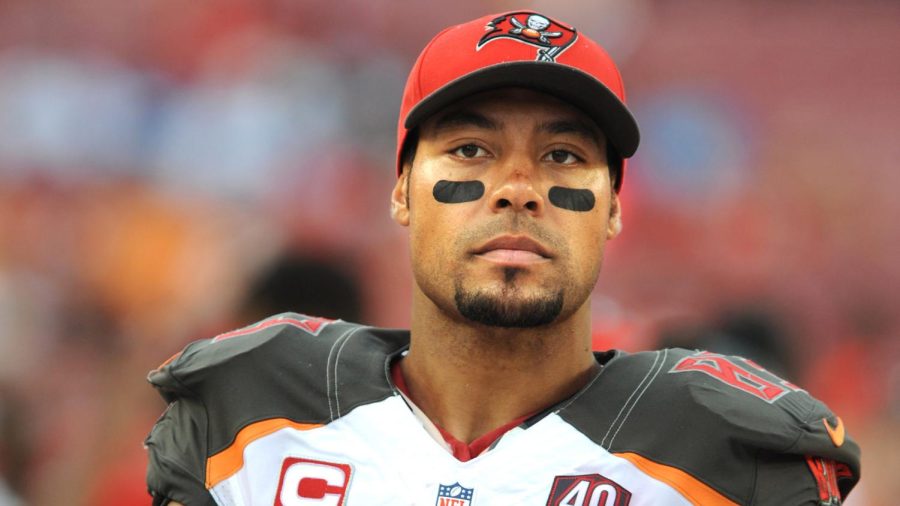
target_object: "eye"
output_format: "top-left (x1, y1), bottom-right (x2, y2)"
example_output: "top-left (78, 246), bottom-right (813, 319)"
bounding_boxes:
top-left (452, 144), bottom-right (488, 159)
top-left (544, 149), bottom-right (581, 165)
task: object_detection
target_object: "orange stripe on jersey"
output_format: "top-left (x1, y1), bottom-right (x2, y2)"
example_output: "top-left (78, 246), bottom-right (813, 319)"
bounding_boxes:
top-left (154, 351), bottom-right (182, 371)
top-left (614, 452), bottom-right (738, 506)
top-left (206, 418), bottom-right (323, 488)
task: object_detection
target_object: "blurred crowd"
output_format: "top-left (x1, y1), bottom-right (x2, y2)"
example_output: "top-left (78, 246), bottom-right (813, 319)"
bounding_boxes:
top-left (0, 0), bottom-right (897, 504)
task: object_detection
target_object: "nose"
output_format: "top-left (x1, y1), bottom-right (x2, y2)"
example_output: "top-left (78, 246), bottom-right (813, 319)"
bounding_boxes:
top-left (488, 159), bottom-right (545, 216)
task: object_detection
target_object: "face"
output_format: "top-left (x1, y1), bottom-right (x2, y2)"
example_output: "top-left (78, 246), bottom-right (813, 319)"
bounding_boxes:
top-left (391, 89), bottom-right (622, 328)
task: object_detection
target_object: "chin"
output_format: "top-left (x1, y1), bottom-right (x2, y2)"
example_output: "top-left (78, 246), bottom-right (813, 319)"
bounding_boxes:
top-left (453, 284), bottom-right (565, 328)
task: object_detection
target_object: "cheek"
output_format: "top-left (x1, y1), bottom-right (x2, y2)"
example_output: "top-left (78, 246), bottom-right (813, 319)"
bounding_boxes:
top-left (408, 181), bottom-right (464, 257)
top-left (563, 208), bottom-right (612, 268)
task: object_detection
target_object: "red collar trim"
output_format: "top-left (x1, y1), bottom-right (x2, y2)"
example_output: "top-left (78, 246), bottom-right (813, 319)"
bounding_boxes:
top-left (391, 361), bottom-right (532, 462)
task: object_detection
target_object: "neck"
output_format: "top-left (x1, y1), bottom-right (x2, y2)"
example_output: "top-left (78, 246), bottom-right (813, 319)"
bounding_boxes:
top-left (401, 286), bottom-right (598, 444)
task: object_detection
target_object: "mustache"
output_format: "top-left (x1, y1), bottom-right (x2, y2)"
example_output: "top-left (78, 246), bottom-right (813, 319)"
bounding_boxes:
top-left (457, 214), bottom-right (566, 256)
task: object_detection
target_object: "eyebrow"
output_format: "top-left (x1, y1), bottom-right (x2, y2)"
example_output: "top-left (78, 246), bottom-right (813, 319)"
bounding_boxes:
top-left (538, 119), bottom-right (603, 149)
top-left (428, 110), bottom-right (501, 135)
top-left (424, 110), bottom-right (603, 149)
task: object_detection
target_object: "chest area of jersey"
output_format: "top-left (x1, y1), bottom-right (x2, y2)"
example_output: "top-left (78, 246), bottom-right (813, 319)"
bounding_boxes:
top-left (208, 397), bottom-right (688, 506)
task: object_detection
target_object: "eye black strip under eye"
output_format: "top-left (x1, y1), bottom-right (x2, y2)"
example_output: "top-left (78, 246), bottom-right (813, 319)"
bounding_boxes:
top-left (432, 180), bottom-right (485, 204)
top-left (548, 186), bottom-right (595, 212)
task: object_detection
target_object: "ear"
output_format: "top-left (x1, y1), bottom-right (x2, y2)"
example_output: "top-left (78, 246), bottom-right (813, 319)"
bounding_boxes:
top-left (390, 168), bottom-right (410, 227)
top-left (606, 191), bottom-right (622, 239)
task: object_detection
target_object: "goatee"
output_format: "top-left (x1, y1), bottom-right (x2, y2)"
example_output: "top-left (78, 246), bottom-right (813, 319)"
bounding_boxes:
top-left (454, 275), bottom-right (564, 328)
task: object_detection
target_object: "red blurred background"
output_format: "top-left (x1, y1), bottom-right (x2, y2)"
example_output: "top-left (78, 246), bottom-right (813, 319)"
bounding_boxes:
top-left (0, 0), bottom-right (896, 504)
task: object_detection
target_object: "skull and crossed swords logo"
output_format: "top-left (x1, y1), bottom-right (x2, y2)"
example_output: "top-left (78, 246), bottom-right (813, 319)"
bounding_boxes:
top-left (509, 14), bottom-right (562, 44)
top-left (477, 12), bottom-right (578, 63)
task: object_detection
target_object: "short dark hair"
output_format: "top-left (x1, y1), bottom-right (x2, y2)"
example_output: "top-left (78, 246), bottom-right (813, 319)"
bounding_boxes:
top-left (400, 128), bottom-right (622, 191)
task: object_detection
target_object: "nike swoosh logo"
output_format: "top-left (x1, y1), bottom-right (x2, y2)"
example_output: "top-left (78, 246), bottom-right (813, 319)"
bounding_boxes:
top-left (823, 416), bottom-right (845, 447)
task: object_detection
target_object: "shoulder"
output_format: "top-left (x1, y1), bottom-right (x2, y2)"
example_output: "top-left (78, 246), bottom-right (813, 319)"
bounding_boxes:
top-left (606, 348), bottom-right (857, 457)
top-left (565, 348), bottom-right (860, 503)
top-left (150, 314), bottom-right (357, 394)
top-left (145, 314), bottom-right (408, 504)
top-left (148, 313), bottom-right (410, 419)
top-left (644, 348), bottom-right (816, 438)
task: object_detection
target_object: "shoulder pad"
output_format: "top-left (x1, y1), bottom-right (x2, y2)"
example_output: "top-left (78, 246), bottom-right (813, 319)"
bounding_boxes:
top-left (147, 313), bottom-right (363, 401)
top-left (146, 313), bottom-right (408, 464)
top-left (660, 349), bottom-right (860, 464)
top-left (582, 348), bottom-right (860, 502)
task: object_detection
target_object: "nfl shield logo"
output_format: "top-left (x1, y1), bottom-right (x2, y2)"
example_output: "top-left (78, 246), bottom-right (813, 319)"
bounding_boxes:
top-left (435, 482), bottom-right (474, 506)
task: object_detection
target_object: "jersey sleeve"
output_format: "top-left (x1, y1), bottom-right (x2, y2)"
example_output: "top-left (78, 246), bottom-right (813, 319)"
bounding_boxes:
top-left (142, 313), bottom-right (385, 505)
top-left (145, 343), bottom-right (217, 506)
top-left (751, 453), bottom-right (823, 506)
top-left (668, 350), bottom-right (861, 505)
top-left (589, 349), bottom-right (861, 505)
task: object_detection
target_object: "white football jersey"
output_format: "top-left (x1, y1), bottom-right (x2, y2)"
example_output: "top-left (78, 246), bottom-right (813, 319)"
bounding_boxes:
top-left (145, 314), bottom-right (860, 505)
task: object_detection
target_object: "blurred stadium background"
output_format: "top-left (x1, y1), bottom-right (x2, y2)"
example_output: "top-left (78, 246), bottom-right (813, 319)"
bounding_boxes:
top-left (0, 0), bottom-right (897, 504)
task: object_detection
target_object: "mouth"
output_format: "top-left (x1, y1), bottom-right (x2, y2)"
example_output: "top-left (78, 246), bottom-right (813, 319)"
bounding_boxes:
top-left (471, 235), bottom-right (553, 265)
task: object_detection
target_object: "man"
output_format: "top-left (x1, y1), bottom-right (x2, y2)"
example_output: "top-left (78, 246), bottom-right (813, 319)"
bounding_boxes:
top-left (145, 11), bottom-right (860, 505)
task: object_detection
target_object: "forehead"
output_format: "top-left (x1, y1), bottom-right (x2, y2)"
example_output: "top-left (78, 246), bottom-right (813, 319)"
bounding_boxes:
top-left (419, 88), bottom-right (604, 143)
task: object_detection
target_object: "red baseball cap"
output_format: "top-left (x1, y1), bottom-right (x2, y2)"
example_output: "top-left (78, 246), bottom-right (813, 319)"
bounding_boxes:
top-left (396, 11), bottom-right (640, 191)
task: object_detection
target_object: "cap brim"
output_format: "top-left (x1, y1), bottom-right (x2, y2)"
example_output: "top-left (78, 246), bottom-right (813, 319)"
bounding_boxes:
top-left (403, 61), bottom-right (639, 158)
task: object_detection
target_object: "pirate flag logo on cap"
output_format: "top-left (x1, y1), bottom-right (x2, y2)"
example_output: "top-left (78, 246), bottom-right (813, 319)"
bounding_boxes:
top-left (477, 12), bottom-right (578, 62)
